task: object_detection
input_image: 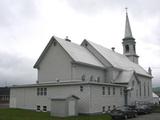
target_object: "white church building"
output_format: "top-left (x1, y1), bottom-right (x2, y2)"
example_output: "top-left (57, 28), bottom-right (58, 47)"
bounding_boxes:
top-left (10, 12), bottom-right (153, 115)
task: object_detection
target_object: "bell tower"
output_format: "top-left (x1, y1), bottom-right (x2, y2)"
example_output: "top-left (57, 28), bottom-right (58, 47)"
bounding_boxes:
top-left (122, 8), bottom-right (139, 64)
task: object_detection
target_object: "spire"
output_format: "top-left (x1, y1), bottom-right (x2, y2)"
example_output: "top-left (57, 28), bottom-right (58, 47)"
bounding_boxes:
top-left (122, 8), bottom-right (139, 64)
top-left (148, 67), bottom-right (152, 75)
top-left (124, 8), bottom-right (133, 38)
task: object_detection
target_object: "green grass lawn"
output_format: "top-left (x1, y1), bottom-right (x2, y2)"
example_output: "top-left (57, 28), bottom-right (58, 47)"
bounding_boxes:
top-left (152, 105), bottom-right (160, 113)
top-left (0, 108), bottom-right (112, 120)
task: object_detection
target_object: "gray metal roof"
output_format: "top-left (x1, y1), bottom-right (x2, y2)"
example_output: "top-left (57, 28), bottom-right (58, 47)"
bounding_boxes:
top-left (54, 36), bottom-right (105, 68)
top-left (86, 40), bottom-right (151, 77)
top-left (114, 70), bottom-right (134, 83)
top-left (34, 36), bottom-right (105, 68)
top-left (10, 81), bottom-right (126, 88)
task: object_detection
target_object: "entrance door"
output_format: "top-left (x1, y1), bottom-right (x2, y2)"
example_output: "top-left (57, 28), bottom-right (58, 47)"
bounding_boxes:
top-left (68, 100), bottom-right (75, 116)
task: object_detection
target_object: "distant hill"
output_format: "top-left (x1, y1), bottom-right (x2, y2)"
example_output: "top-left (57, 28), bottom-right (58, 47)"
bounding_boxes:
top-left (153, 87), bottom-right (160, 96)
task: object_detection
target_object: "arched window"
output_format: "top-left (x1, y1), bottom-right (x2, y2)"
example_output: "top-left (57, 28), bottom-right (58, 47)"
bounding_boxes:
top-left (53, 41), bottom-right (57, 46)
top-left (133, 45), bottom-right (136, 52)
top-left (125, 45), bottom-right (129, 53)
top-left (97, 76), bottom-right (100, 82)
top-left (139, 82), bottom-right (141, 96)
top-left (80, 86), bottom-right (83, 92)
top-left (148, 82), bottom-right (150, 96)
top-left (144, 82), bottom-right (146, 96)
top-left (81, 74), bottom-right (85, 81)
top-left (90, 75), bottom-right (93, 81)
top-left (132, 80), bottom-right (135, 87)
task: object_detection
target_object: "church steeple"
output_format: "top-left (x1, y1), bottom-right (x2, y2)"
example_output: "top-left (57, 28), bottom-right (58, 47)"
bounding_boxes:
top-left (122, 9), bottom-right (139, 64)
top-left (125, 10), bottom-right (133, 38)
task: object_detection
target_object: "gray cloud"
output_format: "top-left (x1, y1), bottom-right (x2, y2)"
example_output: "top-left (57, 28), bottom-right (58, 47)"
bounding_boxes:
top-left (66, 0), bottom-right (160, 18)
top-left (0, 52), bottom-right (36, 86)
top-left (0, 0), bottom-right (38, 27)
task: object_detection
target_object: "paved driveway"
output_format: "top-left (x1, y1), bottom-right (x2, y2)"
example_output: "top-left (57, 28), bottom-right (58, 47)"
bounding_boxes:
top-left (130, 113), bottom-right (160, 120)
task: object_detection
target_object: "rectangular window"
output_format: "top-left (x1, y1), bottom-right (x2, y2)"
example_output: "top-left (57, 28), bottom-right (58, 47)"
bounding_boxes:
top-left (108, 87), bottom-right (110, 95)
top-left (113, 87), bottom-right (115, 95)
top-left (144, 82), bottom-right (146, 96)
top-left (44, 88), bottom-right (47, 96)
top-left (102, 106), bottom-right (105, 113)
top-left (120, 88), bottom-right (123, 96)
top-left (40, 88), bottom-right (43, 96)
top-left (108, 106), bottom-right (111, 111)
top-left (129, 92), bottom-right (131, 97)
top-left (37, 88), bottom-right (40, 96)
top-left (148, 82), bottom-right (150, 96)
top-left (139, 83), bottom-right (141, 97)
top-left (102, 87), bottom-right (105, 95)
top-left (80, 86), bottom-right (83, 92)
top-left (37, 88), bottom-right (47, 96)
top-left (43, 106), bottom-right (47, 112)
top-left (113, 105), bottom-right (116, 109)
top-left (136, 89), bottom-right (138, 97)
top-left (37, 105), bottom-right (40, 111)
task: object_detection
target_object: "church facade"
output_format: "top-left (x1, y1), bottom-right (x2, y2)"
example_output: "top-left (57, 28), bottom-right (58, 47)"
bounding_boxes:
top-left (9, 12), bottom-right (153, 114)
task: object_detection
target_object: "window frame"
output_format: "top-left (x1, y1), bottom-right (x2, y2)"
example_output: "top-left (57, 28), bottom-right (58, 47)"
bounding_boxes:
top-left (37, 105), bottom-right (41, 111)
top-left (102, 86), bottom-right (105, 95)
top-left (44, 88), bottom-right (47, 96)
top-left (102, 106), bottom-right (105, 113)
top-left (43, 106), bottom-right (47, 112)
top-left (80, 86), bottom-right (83, 92)
top-left (120, 87), bottom-right (123, 96)
top-left (108, 87), bottom-right (110, 95)
top-left (113, 87), bottom-right (115, 95)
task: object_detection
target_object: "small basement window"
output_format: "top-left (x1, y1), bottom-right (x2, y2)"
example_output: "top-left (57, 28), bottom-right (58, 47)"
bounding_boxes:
top-left (113, 105), bottom-right (116, 109)
top-left (43, 106), bottom-right (47, 112)
top-left (102, 106), bottom-right (105, 113)
top-left (37, 105), bottom-right (41, 111)
top-left (108, 106), bottom-right (111, 111)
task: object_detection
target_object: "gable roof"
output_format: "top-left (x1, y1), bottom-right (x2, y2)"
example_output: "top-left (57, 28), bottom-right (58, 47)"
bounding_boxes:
top-left (114, 70), bottom-right (134, 83)
top-left (34, 36), bottom-right (105, 68)
top-left (153, 92), bottom-right (159, 98)
top-left (114, 70), bottom-right (140, 84)
top-left (85, 40), bottom-right (151, 77)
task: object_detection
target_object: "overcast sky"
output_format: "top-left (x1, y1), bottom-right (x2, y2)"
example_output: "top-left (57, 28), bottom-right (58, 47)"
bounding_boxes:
top-left (0, 0), bottom-right (160, 87)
